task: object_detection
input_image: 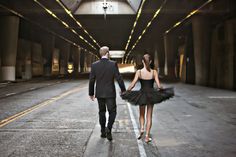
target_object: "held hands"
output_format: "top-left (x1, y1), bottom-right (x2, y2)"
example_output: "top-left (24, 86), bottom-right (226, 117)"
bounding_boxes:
top-left (120, 91), bottom-right (126, 95)
top-left (89, 95), bottom-right (95, 101)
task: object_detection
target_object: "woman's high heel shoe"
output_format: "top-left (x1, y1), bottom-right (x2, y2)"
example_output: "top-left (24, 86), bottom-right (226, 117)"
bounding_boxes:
top-left (145, 135), bottom-right (152, 143)
top-left (137, 129), bottom-right (144, 140)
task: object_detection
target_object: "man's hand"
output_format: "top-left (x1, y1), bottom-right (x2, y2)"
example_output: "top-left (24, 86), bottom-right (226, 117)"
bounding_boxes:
top-left (89, 95), bottom-right (95, 101)
top-left (120, 91), bottom-right (126, 95)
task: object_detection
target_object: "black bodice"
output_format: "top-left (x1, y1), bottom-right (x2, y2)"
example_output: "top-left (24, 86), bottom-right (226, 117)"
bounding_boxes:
top-left (139, 79), bottom-right (154, 90)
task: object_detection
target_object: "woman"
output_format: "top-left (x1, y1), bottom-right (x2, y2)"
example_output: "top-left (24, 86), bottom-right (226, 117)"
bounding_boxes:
top-left (121, 54), bottom-right (174, 143)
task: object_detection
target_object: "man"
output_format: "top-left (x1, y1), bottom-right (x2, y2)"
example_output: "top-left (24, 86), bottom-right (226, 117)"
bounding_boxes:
top-left (89, 46), bottom-right (126, 141)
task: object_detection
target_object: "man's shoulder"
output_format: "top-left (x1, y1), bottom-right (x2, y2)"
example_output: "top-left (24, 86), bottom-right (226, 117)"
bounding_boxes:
top-left (108, 60), bottom-right (116, 65)
top-left (92, 60), bottom-right (100, 66)
top-left (92, 59), bottom-right (116, 66)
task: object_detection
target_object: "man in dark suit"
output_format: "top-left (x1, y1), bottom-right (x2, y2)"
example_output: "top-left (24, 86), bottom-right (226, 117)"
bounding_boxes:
top-left (89, 46), bottom-right (126, 141)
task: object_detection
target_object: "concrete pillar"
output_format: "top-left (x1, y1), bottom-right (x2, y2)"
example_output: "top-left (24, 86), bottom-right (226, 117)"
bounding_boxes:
top-left (31, 42), bottom-right (43, 76)
top-left (78, 48), bottom-right (81, 73)
top-left (178, 45), bottom-right (186, 82)
top-left (55, 39), bottom-right (70, 76)
top-left (192, 15), bottom-right (211, 86)
top-left (156, 37), bottom-right (165, 76)
top-left (92, 55), bottom-right (97, 63)
top-left (164, 34), bottom-right (178, 78)
top-left (209, 25), bottom-right (225, 88)
top-left (209, 28), bottom-right (218, 87)
top-left (84, 53), bottom-right (88, 72)
top-left (185, 27), bottom-right (195, 84)
top-left (0, 16), bottom-right (19, 81)
top-left (51, 48), bottom-right (60, 75)
top-left (80, 50), bottom-right (85, 73)
top-left (71, 46), bottom-right (79, 75)
top-left (16, 39), bottom-right (32, 79)
top-left (223, 20), bottom-right (234, 89)
top-left (0, 51), bottom-right (1, 79)
top-left (154, 48), bottom-right (159, 71)
top-left (234, 24), bottom-right (236, 91)
top-left (86, 53), bottom-right (92, 72)
top-left (41, 34), bottom-right (55, 77)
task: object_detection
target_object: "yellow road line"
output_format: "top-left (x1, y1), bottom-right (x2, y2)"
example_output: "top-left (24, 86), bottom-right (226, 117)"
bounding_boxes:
top-left (0, 86), bottom-right (87, 128)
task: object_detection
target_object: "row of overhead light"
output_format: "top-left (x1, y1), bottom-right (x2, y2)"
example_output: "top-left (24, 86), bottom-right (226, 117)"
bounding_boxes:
top-left (55, 0), bottom-right (100, 48)
top-left (124, 0), bottom-right (214, 63)
top-left (165, 0), bottom-right (213, 34)
top-left (33, 0), bottom-right (97, 51)
top-left (124, 0), bottom-right (167, 63)
top-left (0, 3), bottom-right (98, 59)
top-left (124, 0), bottom-right (147, 52)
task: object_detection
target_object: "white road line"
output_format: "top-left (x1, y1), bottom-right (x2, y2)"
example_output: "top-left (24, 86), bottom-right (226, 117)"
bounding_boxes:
top-left (5, 93), bottom-right (16, 96)
top-left (127, 102), bottom-right (147, 157)
top-left (0, 82), bottom-right (9, 85)
top-left (208, 96), bottom-right (236, 99)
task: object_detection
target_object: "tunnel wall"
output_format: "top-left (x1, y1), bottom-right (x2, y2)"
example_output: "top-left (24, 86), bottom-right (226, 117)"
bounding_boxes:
top-left (209, 18), bottom-right (236, 90)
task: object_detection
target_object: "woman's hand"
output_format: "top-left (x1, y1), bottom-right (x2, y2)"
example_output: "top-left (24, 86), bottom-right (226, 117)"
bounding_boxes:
top-left (120, 91), bottom-right (126, 95)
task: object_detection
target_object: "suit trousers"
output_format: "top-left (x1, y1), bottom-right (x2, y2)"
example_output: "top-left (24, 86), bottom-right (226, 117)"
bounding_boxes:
top-left (97, 98), bottom-right (117, 131)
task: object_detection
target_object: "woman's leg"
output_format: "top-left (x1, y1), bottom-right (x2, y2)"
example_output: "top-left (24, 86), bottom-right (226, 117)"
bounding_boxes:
top-left (139, 105), bottom-right (146, 131)
top-left (137, 105), bottom-right (146, 139)
top-left (145, 105), bottom-right (154, 142)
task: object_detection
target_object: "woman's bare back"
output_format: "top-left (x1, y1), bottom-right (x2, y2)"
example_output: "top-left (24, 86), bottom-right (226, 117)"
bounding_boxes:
top-left (139, 68), bottom-right (154, 80)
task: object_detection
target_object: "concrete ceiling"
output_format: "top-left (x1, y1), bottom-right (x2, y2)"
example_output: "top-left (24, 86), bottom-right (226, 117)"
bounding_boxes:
top-left (0, 0), bottom-right (235, 57)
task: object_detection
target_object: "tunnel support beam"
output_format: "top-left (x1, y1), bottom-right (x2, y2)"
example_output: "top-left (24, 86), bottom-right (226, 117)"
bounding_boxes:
top-left (86, 53), bottom-right (92, 72)
top-left (56, 39), bottom-right (70, 76)
top-left (164, 34), bottom-right (177, 78)
top-left (156, 37), bottom-right (165, 76)
top-left (80, 50), bottom-right (85, 73)
top-left (223, 20), bottom-right (234, 89)
top-left (41, 34), bottom-right (55, 77)
top-left (17, 39), bottom-right (32, 79)
top-left (71, 46), bottom-right (79, 76)
top-left (192, 15), bottom-right (211, 86)
top-left (0, 16), bottom-right (19, 81)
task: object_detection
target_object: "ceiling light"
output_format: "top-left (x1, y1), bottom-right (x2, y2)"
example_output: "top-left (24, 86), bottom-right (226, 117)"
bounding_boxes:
top-left (125, 0), bottom-right (167, 63)
top-left (165, 0), bottom-right (214, 35)
top-left (34, 0), bottom-right (96, 50)
top-left (124, 0), bottom-right (147, 51)
top-left (55, 0), bottom-right (100, 48)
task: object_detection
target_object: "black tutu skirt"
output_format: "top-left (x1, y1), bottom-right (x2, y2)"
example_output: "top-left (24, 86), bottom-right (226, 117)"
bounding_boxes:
top-left (121, 88), bottom-right (174, 106)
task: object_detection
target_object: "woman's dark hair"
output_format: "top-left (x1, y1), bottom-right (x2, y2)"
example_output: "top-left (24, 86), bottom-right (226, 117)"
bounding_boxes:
top-left (142, 54), bottom-right (151, 72)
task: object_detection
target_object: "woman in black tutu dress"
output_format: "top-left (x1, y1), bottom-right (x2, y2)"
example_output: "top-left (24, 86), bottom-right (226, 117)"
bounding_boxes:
top-left (121, 54), bottom-right (174, 143)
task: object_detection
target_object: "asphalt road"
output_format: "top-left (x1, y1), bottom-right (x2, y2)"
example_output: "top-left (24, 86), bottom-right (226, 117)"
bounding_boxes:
top-left (0, 79), bottom-right (236, 157)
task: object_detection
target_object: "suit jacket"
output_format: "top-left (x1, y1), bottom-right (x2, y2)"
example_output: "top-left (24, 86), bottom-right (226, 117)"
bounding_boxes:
top-left (89, 58), bottom-right (126, 98)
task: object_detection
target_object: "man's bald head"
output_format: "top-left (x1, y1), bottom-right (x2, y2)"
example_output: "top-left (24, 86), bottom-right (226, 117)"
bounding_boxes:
top-left (99, 46), bottom-right (109, 57)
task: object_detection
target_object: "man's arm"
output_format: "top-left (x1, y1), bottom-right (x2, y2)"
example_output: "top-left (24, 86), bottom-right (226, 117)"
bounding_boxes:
top-left (114, 62), bottom-right (126, 92)
top-left (89, 64), bottom-right (96, 100)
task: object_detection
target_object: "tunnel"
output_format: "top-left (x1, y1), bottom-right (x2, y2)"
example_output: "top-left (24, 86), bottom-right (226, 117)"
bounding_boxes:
top-left (0, 0), bottom-right (236, 157)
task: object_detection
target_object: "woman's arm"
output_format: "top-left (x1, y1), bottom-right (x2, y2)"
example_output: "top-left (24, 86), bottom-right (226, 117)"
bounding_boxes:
top-left (127, 70), bottom-right (140, 91)
top-left (154, 70), bottom-right (162, 88)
